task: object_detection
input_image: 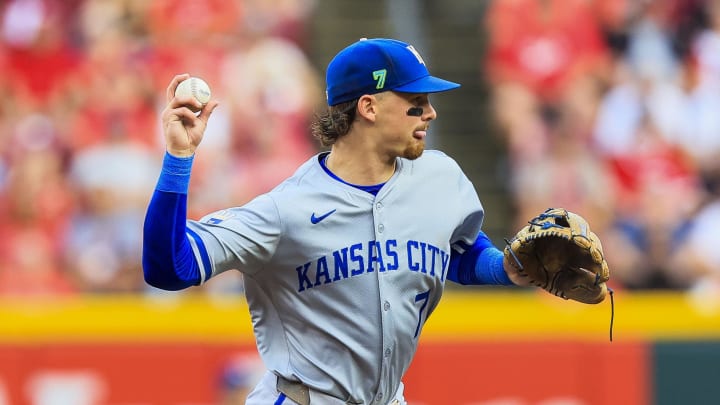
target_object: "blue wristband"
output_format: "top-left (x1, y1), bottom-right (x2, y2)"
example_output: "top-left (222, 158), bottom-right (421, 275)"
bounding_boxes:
top-left (156, 152), bottom-right (194, 194)
top-left (476, 247), bottom-right (513, 285)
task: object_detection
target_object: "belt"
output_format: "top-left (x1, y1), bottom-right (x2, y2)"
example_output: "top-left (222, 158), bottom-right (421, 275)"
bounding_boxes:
top-left (276, 376), bottom-right (310, 405)
top-left (276, 376), bottom-right (373, 405)
top-left (276, 375), bottom-right (400, 405)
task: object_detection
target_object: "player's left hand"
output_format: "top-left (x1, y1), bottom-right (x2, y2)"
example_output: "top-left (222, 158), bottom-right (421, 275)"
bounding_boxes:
top-left (502, 208), bottom-right (610, 304)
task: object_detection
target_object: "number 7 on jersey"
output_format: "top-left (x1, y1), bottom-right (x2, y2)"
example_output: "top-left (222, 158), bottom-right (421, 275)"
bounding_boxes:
top-left (414, 289), bottom-right (431, 338)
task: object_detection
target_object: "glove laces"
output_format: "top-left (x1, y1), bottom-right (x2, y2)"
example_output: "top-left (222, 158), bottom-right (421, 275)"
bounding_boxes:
top-left (505, 237), bottom-right (615, 342)
top-left (608, 287), bottom-right (615, 342)
top-left (593, 269), bottom-right (615, 343)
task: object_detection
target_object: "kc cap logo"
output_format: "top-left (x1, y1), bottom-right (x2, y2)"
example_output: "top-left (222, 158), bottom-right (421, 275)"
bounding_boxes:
top-left (325, 38), bottom-right (460, 106)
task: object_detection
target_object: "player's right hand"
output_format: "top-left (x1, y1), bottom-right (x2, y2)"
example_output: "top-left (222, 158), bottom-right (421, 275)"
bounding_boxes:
top-left (161, 73), bottom-right (219, 157)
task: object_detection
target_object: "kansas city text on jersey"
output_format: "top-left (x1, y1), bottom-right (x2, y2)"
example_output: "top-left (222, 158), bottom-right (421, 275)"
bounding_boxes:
top-left (294, 239), bottom-right (450, 292)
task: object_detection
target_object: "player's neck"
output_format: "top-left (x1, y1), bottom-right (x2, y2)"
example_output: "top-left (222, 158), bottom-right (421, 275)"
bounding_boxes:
top-left (326, 144), bottom-right (396, 186)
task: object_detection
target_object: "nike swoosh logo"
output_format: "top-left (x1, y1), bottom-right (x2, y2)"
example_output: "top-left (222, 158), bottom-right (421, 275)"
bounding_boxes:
top-left (310, 209), bottom-right (337, 224)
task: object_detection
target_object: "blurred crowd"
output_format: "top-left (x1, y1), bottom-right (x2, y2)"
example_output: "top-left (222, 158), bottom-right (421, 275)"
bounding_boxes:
top-left (3, 0), bottom-right (719, 298)
top-left (484, 0), bottom-right (720, 294)
top-left (0, 0), bottom-right (321, 296)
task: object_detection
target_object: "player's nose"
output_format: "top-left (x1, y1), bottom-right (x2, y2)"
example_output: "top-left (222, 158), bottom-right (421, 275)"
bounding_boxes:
top-left (423, 103), bottom-right (437, 120)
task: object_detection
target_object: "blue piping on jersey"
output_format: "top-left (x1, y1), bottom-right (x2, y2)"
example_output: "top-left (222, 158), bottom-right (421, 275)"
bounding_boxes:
top-left (447, 231), bottom-right (513, 285)
top-left (186, 227), bottom-right (212, 283)
top-left (319, 153), bottom-right (385, 196)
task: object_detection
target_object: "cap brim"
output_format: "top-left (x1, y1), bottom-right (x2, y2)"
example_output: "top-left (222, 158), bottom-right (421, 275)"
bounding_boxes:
top-left (393, 75), bottom-right (460, 94)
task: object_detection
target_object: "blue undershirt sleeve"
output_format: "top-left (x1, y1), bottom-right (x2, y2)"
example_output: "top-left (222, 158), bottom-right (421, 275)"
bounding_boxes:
top-left (142, 152), bottom-right (203, 290)
top-left (447, 231), bottom-right (514, 285)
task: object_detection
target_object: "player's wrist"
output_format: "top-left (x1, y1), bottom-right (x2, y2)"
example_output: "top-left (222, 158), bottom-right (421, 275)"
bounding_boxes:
top-left (502, 255), bottom-right (531, 286)
top-left (475, 247), bottom-right (513, 285)
top-left (155, 151), bottom-right (194, 194)
top-left (166, 147), bottom-right (196, 158)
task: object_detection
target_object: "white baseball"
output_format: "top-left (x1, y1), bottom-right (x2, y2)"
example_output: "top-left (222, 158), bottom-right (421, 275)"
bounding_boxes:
top-left (175, 77), bottom-right (211, 108)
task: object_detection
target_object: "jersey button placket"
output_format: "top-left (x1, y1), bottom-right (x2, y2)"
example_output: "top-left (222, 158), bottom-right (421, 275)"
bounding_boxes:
top-left (375, 202), bottom-right (384, 234)
top-left (374, 197), bottom-right (393, 402)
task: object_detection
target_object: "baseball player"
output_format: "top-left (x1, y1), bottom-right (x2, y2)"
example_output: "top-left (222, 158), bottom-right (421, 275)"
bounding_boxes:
top-left (143, 38), bottom-right (528, 404)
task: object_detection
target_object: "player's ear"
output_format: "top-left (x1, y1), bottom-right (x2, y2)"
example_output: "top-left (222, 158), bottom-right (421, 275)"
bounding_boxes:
top-left (356, 94), bottom-right (378, 122)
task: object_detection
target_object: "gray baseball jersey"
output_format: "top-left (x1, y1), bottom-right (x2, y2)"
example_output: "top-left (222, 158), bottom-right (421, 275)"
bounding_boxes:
top-left (185, 150), bottom-right (484, 403)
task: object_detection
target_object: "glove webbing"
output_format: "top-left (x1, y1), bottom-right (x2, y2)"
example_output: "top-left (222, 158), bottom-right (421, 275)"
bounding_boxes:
top-left (528, 212), bottom-right (569, 230)
top-left (504, 238), bottom-right (615, 343)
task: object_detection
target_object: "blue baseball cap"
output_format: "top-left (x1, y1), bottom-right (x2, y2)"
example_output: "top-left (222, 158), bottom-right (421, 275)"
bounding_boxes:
top-left (325, 38), bottom-right (460, 106)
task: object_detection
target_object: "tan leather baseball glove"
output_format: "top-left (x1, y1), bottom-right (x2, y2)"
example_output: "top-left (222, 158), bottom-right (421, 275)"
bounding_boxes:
top-left (503, 208), bottom-right (610, 304)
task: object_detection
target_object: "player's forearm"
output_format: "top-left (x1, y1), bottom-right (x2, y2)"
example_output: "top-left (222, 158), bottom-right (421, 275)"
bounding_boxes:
top-left (142, 152), bottom-right (202, 290)
top-left (447, 231), bottom-right (513, 285)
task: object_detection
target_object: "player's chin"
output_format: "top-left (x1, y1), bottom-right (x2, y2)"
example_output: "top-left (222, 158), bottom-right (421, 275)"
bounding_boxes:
top-left (403, 142), bottom-right (425, 160)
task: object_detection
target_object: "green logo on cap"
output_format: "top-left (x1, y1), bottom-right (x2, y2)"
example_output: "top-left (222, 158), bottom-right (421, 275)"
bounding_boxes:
top-left (373, 69), bottom-right (387, 89)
